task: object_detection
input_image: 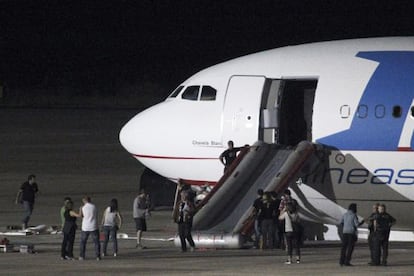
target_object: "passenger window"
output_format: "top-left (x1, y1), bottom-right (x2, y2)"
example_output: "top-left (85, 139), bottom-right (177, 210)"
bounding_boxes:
top-left (182, 86), bottom-right (200, 101)
top-left (200, 86), bottom-right (217, 101)
top-left (392, 105), bottom-right (402, 118)
top-left (340, 105), bottom-right (350, 119)
top-left (168, 86), bottom-right (184, 98)
top-left (375, 105), bottom-right (386, 118)
top-left (357, 105), bottom-right (368, 118)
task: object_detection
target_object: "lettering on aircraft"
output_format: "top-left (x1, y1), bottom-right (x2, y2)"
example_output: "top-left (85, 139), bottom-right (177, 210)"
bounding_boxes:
top-left (192, 140), bottom-right (223, 147)
top-left (307, 167), bottom-right (414, 186)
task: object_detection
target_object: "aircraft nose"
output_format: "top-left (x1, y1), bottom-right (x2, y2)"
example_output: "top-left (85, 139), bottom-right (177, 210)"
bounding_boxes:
top-left (119, 117), bottom-right (135, 155)
top-left (119, 104), bottom-right (167, 157)
top-left (119, 112), bottom-right (147, 156)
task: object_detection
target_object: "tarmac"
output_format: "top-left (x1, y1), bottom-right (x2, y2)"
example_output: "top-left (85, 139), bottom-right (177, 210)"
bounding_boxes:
top-left (0, 107), bottom-right (413, 275)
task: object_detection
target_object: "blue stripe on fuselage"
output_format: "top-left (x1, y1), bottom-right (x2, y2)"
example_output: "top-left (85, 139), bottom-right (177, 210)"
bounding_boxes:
top-left (317, 51), bottom-right (414, 150)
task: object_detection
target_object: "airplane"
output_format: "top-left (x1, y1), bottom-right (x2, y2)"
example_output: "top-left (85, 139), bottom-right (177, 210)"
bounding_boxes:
top-left (119, 37), bottom-right (414, 243)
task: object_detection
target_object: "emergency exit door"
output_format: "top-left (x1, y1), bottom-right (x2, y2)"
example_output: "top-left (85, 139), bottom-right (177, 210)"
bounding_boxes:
top-left (222, 75), bottom-right (265, 145)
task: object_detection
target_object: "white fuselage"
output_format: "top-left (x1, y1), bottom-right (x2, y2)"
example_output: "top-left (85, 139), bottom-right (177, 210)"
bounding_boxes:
top-left (120, 37), bottom-right (414, 229)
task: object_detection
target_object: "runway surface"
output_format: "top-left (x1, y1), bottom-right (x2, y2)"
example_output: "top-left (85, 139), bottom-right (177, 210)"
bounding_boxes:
top-left (1, 108), bottom-right (413, 275)
top-left (0, 107), bottom-right (141, 226)
top-left (1, 212), bottom-right (413, 276)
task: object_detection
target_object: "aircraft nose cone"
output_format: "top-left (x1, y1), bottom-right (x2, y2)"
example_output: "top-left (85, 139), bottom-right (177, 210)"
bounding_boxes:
top-left (119, 104), bottom-right (167, 157)
top-left (119, 118), bottom-right (136, 155)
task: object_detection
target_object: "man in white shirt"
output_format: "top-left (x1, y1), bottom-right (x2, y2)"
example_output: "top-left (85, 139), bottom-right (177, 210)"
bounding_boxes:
top-left (79, 196), bottom-right (101, 260)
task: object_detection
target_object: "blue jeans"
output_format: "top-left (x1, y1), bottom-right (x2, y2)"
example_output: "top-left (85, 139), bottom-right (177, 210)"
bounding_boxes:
top-left (102, 226), bottom-right (118, 255)
top-left (22, 201), bottom-right (34, 227)
top-left (80, 230), bottom-right (101, 258)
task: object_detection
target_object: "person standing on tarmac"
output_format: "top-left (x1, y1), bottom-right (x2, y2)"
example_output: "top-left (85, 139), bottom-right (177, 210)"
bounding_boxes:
top-left (270, 192), bottom-right (282, 249)
top-left (79, 196), bottom-right (101, 261)
top-left (101, 198), bottom-right (122, 257)
top-left (367, 203), bottom-right (379, 265)
top-left (176, 190), bottom-right (196, 252)
top-left (259, 192), bottom-right (277, 249)
top-left (252, 189), bottom-right (264, 249)
top-left (279, 202), bottom-right (301, 264)
top-left (219, 140), bottom-right (243, 173)
top-left (339, 203), bottom-right (364, 266)
top-left (133, 189), bottom-right (151, 249)
top-left (372, 204), bottom-right (396, 266)
top-left (61, 199), bottom-right (80, 260)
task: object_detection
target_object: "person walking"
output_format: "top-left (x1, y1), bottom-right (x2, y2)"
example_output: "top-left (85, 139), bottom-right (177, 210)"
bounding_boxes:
top-left (176, 190), bottom-right (196, 252)
top-left (339, 203), bottom-right (363, 266)
top-left (278, 189), bottom-right (297, 249)
top-left (279, 202), bottom-right (302, 264)
top-left (101, 198), bottom-right (122, 257)
top-left (61, 199), bottom-right (80, 260)
top-left (372, 204), bottom-right (396, 266)
top-left (133, 189), bottom-right (151, 249)
top-left (15, 174), bottom-right (39, 229)
top-left (79, 196), bottom-right (101, 260)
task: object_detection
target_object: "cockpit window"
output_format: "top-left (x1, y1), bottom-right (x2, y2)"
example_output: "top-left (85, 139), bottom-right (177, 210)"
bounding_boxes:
top-left (182, 86), bottom-right (200, 101)
top-left (168, 85), bottom-right (184, 98)
top-left (200, 86), bottom-right (217, 101)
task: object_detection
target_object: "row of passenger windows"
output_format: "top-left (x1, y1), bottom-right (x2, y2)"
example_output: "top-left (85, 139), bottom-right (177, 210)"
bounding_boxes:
top-left (169, 85), bottom-right (217, 101)
top-left (340, 104), bottom-right (414, 119)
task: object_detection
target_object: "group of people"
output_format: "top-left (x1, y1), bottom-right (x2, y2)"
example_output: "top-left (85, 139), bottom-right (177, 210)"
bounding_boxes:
top-left (15, 169), bottom-right (397, 265)
top-left (252, 188), bottom-right (398, 267)
top-left (221, 140), bottom-right (399, 267)
top-left (339, 202), bottom-right (396, 267)
top-left (59, 196), bottom-right (123, 260)
top-left (252, 188), bottom-right (303, 264)
top-left (60, 189), bottom-right (153, 260)
top-left (59, 189), bottom-right (153, 260)
top-left (14, 176), bottom-right (154, 260)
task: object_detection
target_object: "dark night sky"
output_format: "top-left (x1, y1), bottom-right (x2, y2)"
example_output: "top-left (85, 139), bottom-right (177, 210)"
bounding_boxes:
top-left (1, 0), bottom-right (414, 100)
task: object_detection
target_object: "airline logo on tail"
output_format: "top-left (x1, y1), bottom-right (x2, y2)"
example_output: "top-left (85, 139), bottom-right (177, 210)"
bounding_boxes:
top-left (317, 51), bottom-right (414, 151)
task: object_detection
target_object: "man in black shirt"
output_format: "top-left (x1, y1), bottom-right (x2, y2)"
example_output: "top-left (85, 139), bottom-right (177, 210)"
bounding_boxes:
top-left (15, 174), bottom-right (39, 229)
top-left (252, 189), bottom-right (264, 248)
top-left (259, 192), bottom-right (278, 249)
top-left (367, 203), bottom-right (379, 265)
top-left (219, 140), bottom-right (243, 173)
top-left (372, 204), bottom-right (396, 266)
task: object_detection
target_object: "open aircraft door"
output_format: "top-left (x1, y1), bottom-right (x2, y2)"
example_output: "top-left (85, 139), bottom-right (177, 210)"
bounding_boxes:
top-left (222, 75), bottom-right (265, 145)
